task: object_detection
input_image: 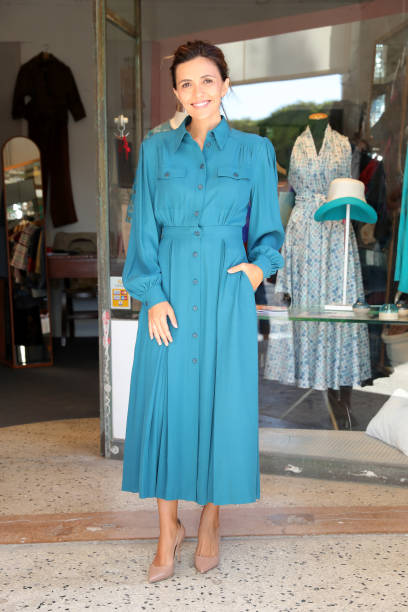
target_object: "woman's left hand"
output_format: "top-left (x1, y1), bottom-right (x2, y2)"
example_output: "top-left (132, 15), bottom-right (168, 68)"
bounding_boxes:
top-left (227, 262), bottom-right (263, 291)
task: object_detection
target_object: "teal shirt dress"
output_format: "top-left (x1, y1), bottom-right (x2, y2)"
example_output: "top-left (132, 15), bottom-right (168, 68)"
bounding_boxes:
top-left (121, 116), bottom-right (284, 505)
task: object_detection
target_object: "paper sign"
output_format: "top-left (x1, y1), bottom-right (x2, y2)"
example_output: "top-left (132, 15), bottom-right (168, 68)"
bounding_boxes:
top-left (110, 276), bottom-right (130, 309)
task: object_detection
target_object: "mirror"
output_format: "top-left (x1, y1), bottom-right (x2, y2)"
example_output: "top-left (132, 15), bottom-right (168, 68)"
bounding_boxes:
top-left (1, 136), bottom-right (53, 367)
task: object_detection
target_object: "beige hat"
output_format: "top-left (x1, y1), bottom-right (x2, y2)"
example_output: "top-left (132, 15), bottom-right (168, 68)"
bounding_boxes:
top-left (315, 178), bottom-right (377, 223)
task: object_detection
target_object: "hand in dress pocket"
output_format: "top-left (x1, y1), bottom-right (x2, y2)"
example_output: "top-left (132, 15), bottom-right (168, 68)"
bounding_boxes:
top-left (227, 262), bottom-right (263, 291)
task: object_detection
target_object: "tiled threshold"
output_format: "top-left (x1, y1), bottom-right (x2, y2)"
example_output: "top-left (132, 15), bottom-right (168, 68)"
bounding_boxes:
top-left (1, 505), bottom-right (408, 546)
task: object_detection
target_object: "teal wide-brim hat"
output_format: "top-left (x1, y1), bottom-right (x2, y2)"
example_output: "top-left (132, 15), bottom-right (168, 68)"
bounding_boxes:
top-left (314, 178), bottom-right (378, 224)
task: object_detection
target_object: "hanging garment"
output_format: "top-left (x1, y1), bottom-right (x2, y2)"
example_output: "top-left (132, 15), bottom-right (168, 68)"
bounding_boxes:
top-left (264, 124), bottom-right (371, 389)
top-left (12, 53), bottom-right (86, 227)
top-left (359, 152), bottom-right (388, 245)
top-left (10, 222), bottom-right (39, 271)
top-left (121, 116), bottom-right (284, 504)
top-left (116, 136), bottom-right (134, 189)
top-left (395, 145), bottom-right (408, 293)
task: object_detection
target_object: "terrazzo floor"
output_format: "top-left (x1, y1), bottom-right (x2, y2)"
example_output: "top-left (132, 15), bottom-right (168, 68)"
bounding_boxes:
top-left (2, 535), bottom-right (408, 611)
top-left (2, 419), bottom-right (408, 610)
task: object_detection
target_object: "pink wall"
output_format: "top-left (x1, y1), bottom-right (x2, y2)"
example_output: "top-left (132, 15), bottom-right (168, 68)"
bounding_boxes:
top-left (149, 0), bottom-right (408, 126)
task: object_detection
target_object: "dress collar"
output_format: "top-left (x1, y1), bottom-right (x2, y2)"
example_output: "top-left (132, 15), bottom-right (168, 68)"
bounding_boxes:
top-left (172, 115), bottom-right (230, 152)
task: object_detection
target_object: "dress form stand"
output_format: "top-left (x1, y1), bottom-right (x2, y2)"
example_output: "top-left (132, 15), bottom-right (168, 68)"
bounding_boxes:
top-left (270, 118), bottom-right (372, 430)
top-left (169, 102), bottom-right (186, 130)
top-left (280, 389), bottom-right (340, 429)
top-left (169, 110), bottom-right (186, 130)
top-left (281, 113), bottom-right (342, 429)
top-left (309, 115), bottom-right (355, 310)
top-left (308, 113), bottom-right (328, 154)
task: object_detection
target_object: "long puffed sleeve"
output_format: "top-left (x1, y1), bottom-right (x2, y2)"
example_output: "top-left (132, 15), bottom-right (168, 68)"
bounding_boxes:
top-left (122, 140), bottom-right (168, 309)
top-left (248, 137), bottom-right (285, 278)
top-left (12, 66), bottom-right (29, 119)
top-left (66, 67), bottom-right (86, 121)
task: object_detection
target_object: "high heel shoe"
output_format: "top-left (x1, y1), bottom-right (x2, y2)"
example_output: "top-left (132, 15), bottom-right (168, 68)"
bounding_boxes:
top-left (148, 519), bottom-right (185, 583)
top-left (194, 526), bottom-right (220, 574)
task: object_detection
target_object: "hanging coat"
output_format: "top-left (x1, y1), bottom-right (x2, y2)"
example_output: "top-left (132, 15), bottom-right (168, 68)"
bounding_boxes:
top-left (121, 116), bottom-right (284, 505)
top-left (12, 53), bottom-right (86, 227)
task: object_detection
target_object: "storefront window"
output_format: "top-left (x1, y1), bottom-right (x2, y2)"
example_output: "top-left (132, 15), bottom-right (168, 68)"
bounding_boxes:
top-left (107, 1), bottom-right (408, 445)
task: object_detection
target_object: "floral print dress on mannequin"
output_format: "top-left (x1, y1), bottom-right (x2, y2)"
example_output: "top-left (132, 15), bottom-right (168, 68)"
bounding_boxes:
top-left (264, 124), bottom-right (371, 389)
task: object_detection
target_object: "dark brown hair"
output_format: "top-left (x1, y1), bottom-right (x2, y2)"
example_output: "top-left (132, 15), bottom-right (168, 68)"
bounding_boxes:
top-left (170, 40), bottom-right (229, 88)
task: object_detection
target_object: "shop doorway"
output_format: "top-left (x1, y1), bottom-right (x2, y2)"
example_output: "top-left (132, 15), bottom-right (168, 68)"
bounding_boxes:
top-left (0, 3), bottom-right (100, 432)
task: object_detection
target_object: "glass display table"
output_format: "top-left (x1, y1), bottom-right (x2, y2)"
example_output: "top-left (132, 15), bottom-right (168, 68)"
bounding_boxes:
top-left (256, 306), bottom-right (408, 325)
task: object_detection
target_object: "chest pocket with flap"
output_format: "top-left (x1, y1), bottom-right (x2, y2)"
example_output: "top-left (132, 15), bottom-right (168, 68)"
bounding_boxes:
top-left (217, 166), bottom-right (251, 180)
top-left (157, 166), bottom-right (187, 179)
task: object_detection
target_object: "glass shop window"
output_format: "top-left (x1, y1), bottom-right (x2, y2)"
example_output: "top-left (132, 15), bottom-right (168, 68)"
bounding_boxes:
top-left (118, 1), bottom-right (408, 435)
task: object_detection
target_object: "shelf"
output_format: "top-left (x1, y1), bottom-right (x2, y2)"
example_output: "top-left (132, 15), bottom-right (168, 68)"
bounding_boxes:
top-left (256, 306), bottom-right (408, 325)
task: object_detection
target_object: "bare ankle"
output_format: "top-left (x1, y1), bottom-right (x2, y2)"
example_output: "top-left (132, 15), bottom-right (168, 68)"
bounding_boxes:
top-left (201, 504), bottom-right (219, 522)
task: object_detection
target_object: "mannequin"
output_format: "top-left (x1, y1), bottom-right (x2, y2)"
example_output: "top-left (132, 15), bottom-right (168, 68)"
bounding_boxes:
top-left (310, 113), bottom-right (355, 427)
top-left (311, 110), bottom-right (355, 427)
top-left (147, 101), bottom-right (186, 137)
top-left (265, 112), bottom-right (371, 430)
top-left (169, 103), bottom-right (186, 129)
top-left (308, 112), bottom-right (329, 155)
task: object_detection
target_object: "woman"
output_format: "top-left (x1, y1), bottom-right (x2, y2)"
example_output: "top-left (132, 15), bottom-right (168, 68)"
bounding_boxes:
top-left (121, 40), bottom-right (284, 583)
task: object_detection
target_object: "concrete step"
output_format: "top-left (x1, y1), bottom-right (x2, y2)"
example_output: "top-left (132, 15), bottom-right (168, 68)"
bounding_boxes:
top-left (259, 428), bottom-right (408, 487)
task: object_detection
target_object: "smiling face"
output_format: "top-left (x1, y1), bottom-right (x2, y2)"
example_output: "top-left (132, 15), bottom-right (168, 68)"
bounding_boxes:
top-left (173, 56), bottom-right (229, 122)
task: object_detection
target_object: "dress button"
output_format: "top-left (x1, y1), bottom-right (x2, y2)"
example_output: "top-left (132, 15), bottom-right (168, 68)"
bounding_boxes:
top-left (194, 230), bottom-right (200, 236)
top-left (192, 358), bottom-right (198, 364)
top-left (198, 184), bottom-right (203, 190)
top-left (233, 172), bottom-right (238, 177)
top-left (192, 278), bottom-right (198, 284)
top-left (194, 210), bottom-right (199, 216)
top-left (193, 251), bottom-right (198, 257)
top-left (192, 332), bottom-right (198, 338)
top-left (192, 305), bottom-right (198, 311)
top-left (164, 171), bottom-right (170, 177)
top-left (200, 163), bottom-right (205, 169)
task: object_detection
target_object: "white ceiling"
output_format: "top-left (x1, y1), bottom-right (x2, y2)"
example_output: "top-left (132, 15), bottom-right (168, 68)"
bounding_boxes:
top-left (109, 0), bottom-right (373, 41)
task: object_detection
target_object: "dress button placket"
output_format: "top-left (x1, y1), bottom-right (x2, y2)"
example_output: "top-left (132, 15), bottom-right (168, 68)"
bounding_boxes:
top-left (191, 151), bottom-right (207, 365)
top-left (192, 212), bottom-right (201, 366)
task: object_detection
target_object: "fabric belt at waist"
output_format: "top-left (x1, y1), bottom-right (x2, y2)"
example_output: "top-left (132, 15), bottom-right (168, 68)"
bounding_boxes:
top-left (161, 225), bottom-right (243, 239)
top-left (295, 193), bottom-right (326, 200)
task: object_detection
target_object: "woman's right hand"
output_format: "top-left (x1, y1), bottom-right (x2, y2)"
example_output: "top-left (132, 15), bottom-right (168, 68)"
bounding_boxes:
top-left (148, 301), bottom-right (178, 346)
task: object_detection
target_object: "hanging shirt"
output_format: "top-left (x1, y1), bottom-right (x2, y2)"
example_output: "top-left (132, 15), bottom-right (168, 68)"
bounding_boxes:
top-left (395, 146), bottom-right (408, 293)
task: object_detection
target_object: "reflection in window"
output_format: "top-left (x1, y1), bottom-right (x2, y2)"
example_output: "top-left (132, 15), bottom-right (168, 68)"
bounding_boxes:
top-left (370, 94), bottom-right (386, 127)
top-left (374, 43), bottom-right (387, 82)
top-left (223, 74), bottom-right (342, 121)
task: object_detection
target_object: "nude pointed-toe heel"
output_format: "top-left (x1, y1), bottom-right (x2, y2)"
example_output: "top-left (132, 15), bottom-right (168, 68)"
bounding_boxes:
top-left (194, 527), bottom-right (220, 574)
top-left (148, 519), bottom-right (185, 584)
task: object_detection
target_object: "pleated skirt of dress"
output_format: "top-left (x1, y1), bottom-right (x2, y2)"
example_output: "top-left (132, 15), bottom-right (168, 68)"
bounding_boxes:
top-left (121, 225), bottom-right (260, 505)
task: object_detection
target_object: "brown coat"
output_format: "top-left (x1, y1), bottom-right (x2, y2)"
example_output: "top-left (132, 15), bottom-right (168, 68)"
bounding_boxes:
top-left (12, 53), bottom-right (86, 227)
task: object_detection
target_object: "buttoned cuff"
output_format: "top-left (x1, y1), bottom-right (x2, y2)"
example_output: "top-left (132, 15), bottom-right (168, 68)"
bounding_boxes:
top-left (250, 252), bottom-right (284, 279)
top-left (142, 283), bottom-right (168, 309)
